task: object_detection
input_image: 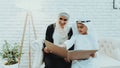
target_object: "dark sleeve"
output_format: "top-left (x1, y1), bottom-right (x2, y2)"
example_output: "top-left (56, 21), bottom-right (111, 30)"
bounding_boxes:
top-left (68, 28), bottom-right (74, 50)
top-left (45, 24), bottom-right (54, 43)
top-left (43, 24), bottom-right (54, 48)
top-left (43, 24), bottom-right (54, 61)
top-left (68, 28), bottom-right (73, 39)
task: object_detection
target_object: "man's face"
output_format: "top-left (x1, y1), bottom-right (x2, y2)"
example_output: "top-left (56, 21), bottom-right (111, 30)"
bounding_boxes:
top-left (58, 16), bottom-right (68, 28)
top-left (77, 23), bottom-right (88, 35)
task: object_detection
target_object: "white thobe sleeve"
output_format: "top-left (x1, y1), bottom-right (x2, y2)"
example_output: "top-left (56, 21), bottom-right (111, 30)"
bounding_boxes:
top-left (91, 34), bottom-right (99, 50)
top-left (64, 35), bottom-right (76, 50)
top-left (94, 35), bottom-right (99, 50)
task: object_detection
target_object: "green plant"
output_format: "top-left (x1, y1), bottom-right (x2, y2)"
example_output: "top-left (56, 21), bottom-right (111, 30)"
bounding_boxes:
top-left (0, 40), bottom-right (22, 65)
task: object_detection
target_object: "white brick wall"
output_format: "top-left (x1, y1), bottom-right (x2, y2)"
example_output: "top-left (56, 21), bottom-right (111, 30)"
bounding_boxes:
top-left (0, 0), bottom-right (120, 68)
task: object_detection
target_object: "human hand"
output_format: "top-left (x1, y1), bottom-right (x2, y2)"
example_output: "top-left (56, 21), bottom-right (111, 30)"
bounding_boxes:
top-left (90, 53), bottom-right (96, 58)
top-left (64, 53), bottom-right (71, 62)
top-left (44, 47), bottom-right (53, 53)
top-left (44, 47), bottom-right (50, 53)
top-left (64, 58), bottom-right (71, 62)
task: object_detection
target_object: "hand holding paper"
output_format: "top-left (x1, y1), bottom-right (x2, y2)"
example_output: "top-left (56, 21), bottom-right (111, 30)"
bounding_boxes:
top-left (44, 40), bottom-right (97, 60)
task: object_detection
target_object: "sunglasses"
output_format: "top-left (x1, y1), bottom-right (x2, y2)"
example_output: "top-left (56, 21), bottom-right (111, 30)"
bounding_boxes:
top-left (59, 18), bottom-right (68, 21)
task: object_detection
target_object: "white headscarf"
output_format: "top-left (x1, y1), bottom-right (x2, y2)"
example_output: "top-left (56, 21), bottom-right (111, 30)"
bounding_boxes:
top-left (53, 12), bottom-right (71, 45)
top-left (72, 19), bottom-right (93, 36)
top-left (71, 18), bottom-right (99, 50)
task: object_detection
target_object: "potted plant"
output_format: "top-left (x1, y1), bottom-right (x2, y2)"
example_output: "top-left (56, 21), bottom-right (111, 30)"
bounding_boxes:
top-left (0, 40), bottom-right (22, 68)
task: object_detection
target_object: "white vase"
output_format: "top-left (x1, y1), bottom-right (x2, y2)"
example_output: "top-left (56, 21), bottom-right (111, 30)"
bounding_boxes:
top-left (3, 63), bottom-right (18, 68)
